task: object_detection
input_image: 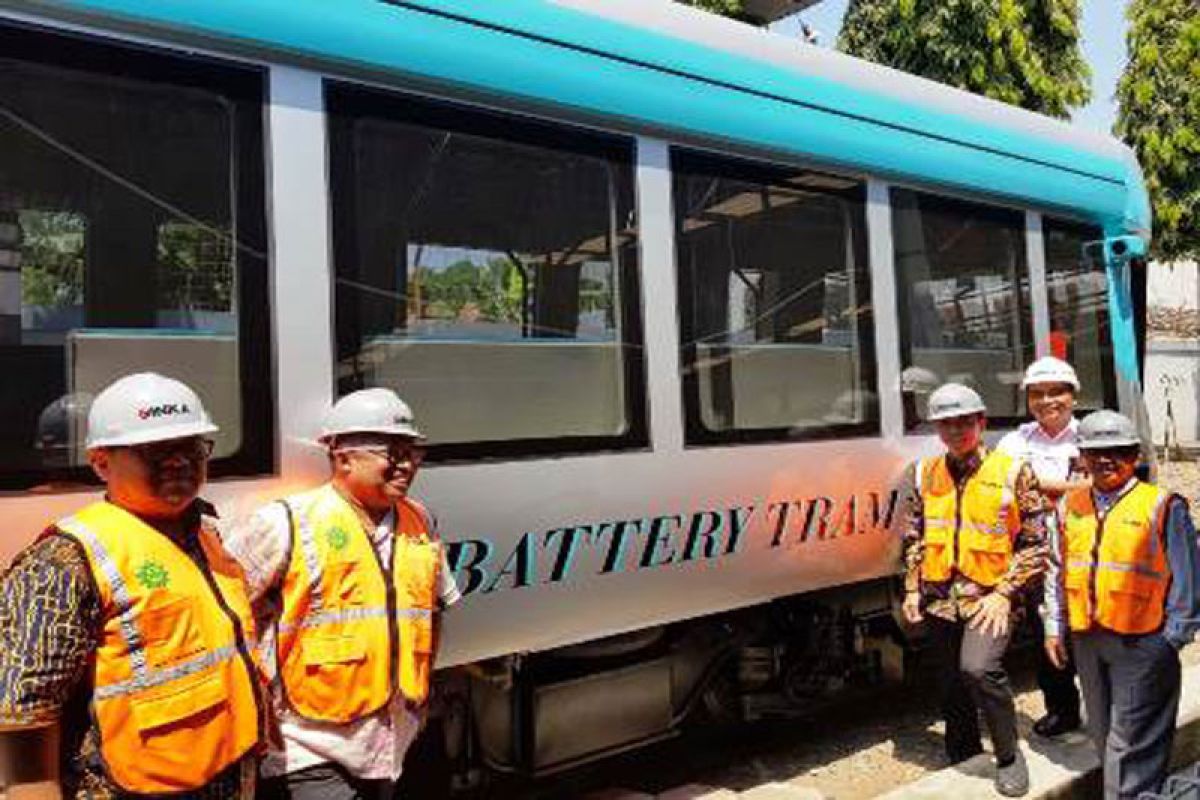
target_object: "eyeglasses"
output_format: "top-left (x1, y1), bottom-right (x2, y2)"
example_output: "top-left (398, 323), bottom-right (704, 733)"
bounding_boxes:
top-left (338, 443), bottom-right (426, 466)
top-left (127, 437), bottom-right (215, 464)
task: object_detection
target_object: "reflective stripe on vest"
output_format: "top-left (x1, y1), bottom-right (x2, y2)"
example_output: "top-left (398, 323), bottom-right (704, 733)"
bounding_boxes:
top-left (1062, 483), bottom-right (1170, 635)
top-left (276, 485), bottom-right (441, 723)
top-left (919, 450), bottom-right (1021, 587)
top-left (57, 503), bottom-right (261, 794)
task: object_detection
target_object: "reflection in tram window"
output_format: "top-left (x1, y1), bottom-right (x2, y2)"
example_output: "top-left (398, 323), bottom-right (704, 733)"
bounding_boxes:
top-left (0, 27), bottom-right (270, 489)
top-left (327, 84), bottom-right (646, 459)
top-left (672, 149), bottom-right (876, 444)
top-left (891, 189), bottom-right (1034, 427)
top-left (1043, 218), bottom-right (1115, 411)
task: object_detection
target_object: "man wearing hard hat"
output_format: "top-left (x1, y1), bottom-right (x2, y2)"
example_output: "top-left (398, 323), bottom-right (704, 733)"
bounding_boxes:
top-left (900, 383), bottom-right (1051, 797)
top-left (0, 373), bottom-right (262, 798)
top-left (996, 356), bottom-right (1088, 738)
top-left (225, 388), bottom-right (459, 799)
top-left (1043, 410), bottom-right (1200, 799)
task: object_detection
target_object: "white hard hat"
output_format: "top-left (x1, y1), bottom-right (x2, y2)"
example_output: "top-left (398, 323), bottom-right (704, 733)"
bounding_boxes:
top-left (86, 373), bottom-right (219, 450)
top-left (320, 388), bottom-right (423, 443)
top-left (1021, 357), bottom-right (1080, 391)
top-left (1077, 410), bottom-right (1140, 450)
top-left (927, 382), bottom-right (987, 421)
top-left (900, 366), bottom-right (940, 394)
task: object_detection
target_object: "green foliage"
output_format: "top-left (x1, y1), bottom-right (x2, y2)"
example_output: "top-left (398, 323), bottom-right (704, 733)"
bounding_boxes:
top-left (414, 258), bottom-right (526, 326)
top-left (1116, 0), bottom-right (1200, 261)
top-left (157, 222), bottom-right (234, 311)
top-left (19, 211), bottom-right (85, 308)
top-left (676, 0), bottom-right (748, 18)
top-left (838, 0), bottom-right (1091, 119)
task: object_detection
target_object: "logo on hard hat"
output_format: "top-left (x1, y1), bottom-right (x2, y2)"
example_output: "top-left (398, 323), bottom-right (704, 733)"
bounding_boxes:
top-left (137, 403), bottom-right (192, 421)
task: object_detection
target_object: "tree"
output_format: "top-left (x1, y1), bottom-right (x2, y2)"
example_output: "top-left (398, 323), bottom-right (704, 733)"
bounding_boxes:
top-left (1116, 0), bottom-right (1200, 261)
top-left (838, 0), bottom-right (1091, 119)
top-left (675, 0), bottom-right (752, 22)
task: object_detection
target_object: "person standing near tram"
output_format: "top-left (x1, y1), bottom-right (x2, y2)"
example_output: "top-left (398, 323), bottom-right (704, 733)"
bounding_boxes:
top-left (224, 388), bottom-right (460, 800)
top-left (900, 382), bottom-right (1051, 798)
top-left (995, 356), bottom-right (1088, 738)
top-left (0, 373), bottom-right (263, 799)
top-left (1044, 410), bottom-right (1200, 799)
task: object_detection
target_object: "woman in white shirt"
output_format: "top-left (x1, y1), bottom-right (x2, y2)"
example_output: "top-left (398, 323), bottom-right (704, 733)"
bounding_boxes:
top-left (997, 356), bottom-right (1089, 738)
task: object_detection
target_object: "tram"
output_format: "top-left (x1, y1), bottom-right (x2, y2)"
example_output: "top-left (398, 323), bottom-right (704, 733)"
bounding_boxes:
top-left (0, 0), bottom-right (1151, 784)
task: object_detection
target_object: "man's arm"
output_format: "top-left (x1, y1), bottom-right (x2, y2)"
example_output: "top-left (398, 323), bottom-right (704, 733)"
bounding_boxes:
top-left (0, 535), bottom-right (100, 799)
top-left (1161, 496), bottom-right (1200, 649)
top-left (222, 504), bottom-right (292, 605)
top-left (897, 462), bottom-right (925, 624)
top-left (994, 462), bottom-right (1050, 599)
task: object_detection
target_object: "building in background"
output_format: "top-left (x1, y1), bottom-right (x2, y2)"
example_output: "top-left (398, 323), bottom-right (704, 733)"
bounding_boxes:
top-left (1145, 262), bottom-right (1200, 451)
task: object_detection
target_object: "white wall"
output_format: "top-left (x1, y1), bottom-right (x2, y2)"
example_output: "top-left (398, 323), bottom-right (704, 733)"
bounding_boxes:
top-left (1145, 260), bottom-right (1200, 447)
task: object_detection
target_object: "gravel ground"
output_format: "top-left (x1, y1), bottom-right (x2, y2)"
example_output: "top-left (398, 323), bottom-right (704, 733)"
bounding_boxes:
top-left (536, 460), bottom-right (1200, 800)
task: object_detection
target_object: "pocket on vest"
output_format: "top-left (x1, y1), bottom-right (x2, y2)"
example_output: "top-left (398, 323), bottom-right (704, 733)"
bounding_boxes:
top-left (139, 596), bottom-right (206, 669)
top-left (959, 534), bottom-right (1009, 585)
top-left (131, 670), bottom-right (227, 733)
top-left (302, 635), bottom-right (368, 666)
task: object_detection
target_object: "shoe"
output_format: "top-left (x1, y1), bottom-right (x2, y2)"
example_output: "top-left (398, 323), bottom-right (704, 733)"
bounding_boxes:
top-left (995, 752), bottom-right (1029, 797)
top-left (1033, 712), bottom-right (1081, 737)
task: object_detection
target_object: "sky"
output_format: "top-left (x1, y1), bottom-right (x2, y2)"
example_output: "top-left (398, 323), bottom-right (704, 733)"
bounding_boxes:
top-left (771, 0), bottom-right (1129, 134)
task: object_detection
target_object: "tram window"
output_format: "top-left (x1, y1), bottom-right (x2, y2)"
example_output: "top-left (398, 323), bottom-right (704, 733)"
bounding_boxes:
top-left (1043, 218), bottom-right (1115, 410)
top-left (327, 83), bottom-right (646, 459)
top-left (672, 149), bottom-right (877, 445)
top-left (0, 24), bottom-right (271, 490)
top-left (891, 188), bottom-right (1033, 428)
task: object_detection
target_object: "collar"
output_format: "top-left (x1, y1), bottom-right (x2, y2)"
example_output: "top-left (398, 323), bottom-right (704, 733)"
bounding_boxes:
top-left (1094, 477), bottom-right (1139, 508)
top-left (1019, 416), bottom-right (1078, 444)
top-left (945, 445), bottom-right (986, 480)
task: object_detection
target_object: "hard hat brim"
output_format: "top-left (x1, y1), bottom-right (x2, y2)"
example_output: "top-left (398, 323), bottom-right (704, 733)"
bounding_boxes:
top-left (1021, 377), bottom-right (1081, 390)
top-left (87, 420), bottom-right (220, 450)
top-left (1077, 437), bottom-right (1141, 450)
top-left (927, 407), bottom-right (987, 422)
top-left (319, 423), bottom-right (426, 444)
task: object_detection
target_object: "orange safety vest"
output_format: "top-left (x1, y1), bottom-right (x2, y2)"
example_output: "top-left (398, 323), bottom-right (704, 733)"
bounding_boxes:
top-left (918, 450), bottom-right (1022, 587)
top-left (1062, 482), bottom-right (1171, 635)
top-left (276, 484), bottom-right (442, 723)
top-left (55, 502), bottom-right (262, 794)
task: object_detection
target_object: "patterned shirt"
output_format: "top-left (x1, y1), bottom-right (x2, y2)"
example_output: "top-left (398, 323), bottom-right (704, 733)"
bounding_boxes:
top-left (222, 486), bottom-right (460, 781)
top-left (901, 446), bottom-right (1050, 622)
top-left (0, 501), bottom-right (256, 799)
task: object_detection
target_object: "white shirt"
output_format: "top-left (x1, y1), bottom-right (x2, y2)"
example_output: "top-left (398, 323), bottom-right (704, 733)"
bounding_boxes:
top-left (224, 493), bottom-right (461, 780)
top-left (996, 417), bottom-right (1080, 484)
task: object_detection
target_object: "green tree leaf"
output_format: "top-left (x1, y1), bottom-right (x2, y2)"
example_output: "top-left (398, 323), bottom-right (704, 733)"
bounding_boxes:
top-left (1116, 0), bottom-right (1199, 261)
top-left (838, 0), bottom-right (1091, 119)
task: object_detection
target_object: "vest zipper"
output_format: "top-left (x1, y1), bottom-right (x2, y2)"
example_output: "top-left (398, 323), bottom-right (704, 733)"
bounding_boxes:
top-left (194, 539), bottom-right (268, 749)
top-left (952, 481), bottom-right (964, 576)
top-left (1087, 483), bottom-right (1138, 628)
top-left (364, 510), bottom-right (401, 703)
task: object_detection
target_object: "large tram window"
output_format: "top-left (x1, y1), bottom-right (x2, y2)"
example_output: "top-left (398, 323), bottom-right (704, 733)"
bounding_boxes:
top-left (891, 189), bottom-right (1033, 429)
top-left (0, 24), bottom-right (270, 490)
top-left (327, 84), bottom-right (645, 460)
top-left (1043, 218), bottom-right (1115, 410)
top-left (672, 149), bottom-right (877, 444)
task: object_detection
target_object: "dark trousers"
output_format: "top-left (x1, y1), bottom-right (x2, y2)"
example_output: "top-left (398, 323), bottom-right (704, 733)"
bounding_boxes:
top-left (927, 616), bottom-right (1019, 764)
top-left (1027, 597), bottom-right (1081, 721)
top-left (1073, 630), bottom-right (1182, 800)
top-left (260, 763), bottom-right (395, 800)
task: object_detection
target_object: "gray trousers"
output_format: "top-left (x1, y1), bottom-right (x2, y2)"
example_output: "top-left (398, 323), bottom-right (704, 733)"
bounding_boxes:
top-left (1073, 630), bottom-right (1182, 800)
top-left (259, 763), bottom-right (395, 800)
top-left (927, 616), bottom-right (1019, 764)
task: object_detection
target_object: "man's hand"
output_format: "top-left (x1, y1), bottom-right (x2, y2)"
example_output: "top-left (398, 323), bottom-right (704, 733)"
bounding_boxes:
top-left (1044, 636), bottom-right (1069, 669)
top-left (968, 592), bottom-right (1011, 638)
top-left (902, 591), bottom-right (923, 625)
